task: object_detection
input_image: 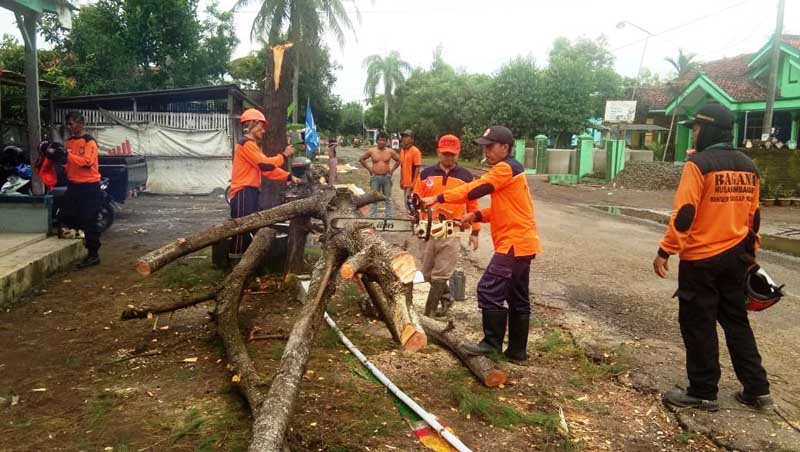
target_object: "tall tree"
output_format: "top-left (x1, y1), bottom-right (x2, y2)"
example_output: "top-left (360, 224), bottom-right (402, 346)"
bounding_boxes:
top-left (338, 101), bottom-right (364, 136)
top-left (363, 51), bottom-right (411, 130)
top-left (233, 0), bottom-right (357, 123)
top-left (665, 49), bottom-right (698, 78)
top-left (38, 0), bottom-right (238, 95)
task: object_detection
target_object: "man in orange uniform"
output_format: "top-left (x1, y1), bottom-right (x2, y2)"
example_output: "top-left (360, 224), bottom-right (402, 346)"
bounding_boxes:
top-left (413, 135), bottom-right (480, 316)
top-left (654, 104), bottom-right (772, 412)
top-left (422, 126), bottom-right (540, 361)
top-left (230, 109), bottom-right (300, 257)
top-left (61, 112), bottom-right (103, 268)
top-left (399, 129), bottom-right (422, 211)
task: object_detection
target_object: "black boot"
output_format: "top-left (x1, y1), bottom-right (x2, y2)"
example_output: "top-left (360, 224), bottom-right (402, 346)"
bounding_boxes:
top-left (425, 281), bottom-right (448, 316)
top-left (504, 314), bottom-right (530, 362)
top-left (77, 253), bottom-right (100, 269)
top-left (435, 283), bottom-right (453, 317)
top-left (463, 309), bottom-right (507, 356)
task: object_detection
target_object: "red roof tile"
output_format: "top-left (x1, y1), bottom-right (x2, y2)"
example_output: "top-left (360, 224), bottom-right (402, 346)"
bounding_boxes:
top-left (783, 34), bottom-right (800, 50)
top-left (672, 53), bottom-right (766, 102)
top-left (636, 86), bottom-right (673, 110)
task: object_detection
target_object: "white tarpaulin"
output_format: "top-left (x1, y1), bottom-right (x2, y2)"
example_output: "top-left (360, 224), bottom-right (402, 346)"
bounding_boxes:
top-left (86, 123), bottom-right (232, 194)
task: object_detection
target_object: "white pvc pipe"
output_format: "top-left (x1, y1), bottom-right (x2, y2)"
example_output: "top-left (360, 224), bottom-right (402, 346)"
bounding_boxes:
top-left (323, 312), bottom-right (473, 452)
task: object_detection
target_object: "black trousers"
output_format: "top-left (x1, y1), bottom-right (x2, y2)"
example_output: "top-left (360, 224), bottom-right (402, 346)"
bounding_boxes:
top-left (230, 187), bottom-right (260, 255)
top-left (61, 182), bottom-right (102, 256)
top-left (477, 248), bottom-right (534, 315)
top-left (676, 244), bottom-right (769, 400)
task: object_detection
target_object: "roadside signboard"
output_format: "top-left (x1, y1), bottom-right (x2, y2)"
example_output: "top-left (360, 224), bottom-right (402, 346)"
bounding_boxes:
top-left (604, 100), bottom-right (637, 124)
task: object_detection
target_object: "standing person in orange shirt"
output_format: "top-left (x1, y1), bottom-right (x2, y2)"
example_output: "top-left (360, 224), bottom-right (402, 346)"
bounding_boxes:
top-left (399, 129), bottom-right (422, 212)
top-left (230, 109), bottom-right (301, 258)
top-left (413, 135), bottom-right (480, 317)
top-left (422, 126), bottom-right (540, 362)
top-left (60, 112), bottom-right (103, 268)
top-left (654, 104), bottom-right (772, 412)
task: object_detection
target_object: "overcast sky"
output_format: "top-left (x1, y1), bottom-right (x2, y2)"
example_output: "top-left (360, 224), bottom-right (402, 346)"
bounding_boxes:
top-left (2, 0), bottom-right (797, 103)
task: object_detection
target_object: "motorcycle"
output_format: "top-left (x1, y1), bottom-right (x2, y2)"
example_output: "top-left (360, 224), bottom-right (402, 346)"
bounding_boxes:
top-left (1, 143), bottom-right (115, 232)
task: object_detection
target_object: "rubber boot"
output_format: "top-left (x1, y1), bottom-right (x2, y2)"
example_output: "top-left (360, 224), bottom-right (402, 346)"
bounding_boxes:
top-left (504, 314), bottom-right (530, 362)
top-left (435, 283), bottom-right (454, 317)
top-left (463, 309), bottom-right (507, 356)
top-left (425, 281), bottom-right (448, 316)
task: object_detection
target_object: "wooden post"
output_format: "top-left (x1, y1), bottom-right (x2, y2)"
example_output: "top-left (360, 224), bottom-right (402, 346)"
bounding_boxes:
top-left (16, 11), bottom-right (44, 195)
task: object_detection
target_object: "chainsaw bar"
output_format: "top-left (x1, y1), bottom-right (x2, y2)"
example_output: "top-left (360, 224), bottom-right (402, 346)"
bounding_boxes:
top-left (330, 217), bottom-right (417, 233)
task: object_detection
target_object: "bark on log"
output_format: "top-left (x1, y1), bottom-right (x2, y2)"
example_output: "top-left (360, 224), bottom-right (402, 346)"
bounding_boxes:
top-left (285, 216), bottom-right (310, 274)
top-left (249, 245), bottom-right (343, 452)
top-left (136, 191), bottom-right (335, 276)
top-left (419, 316), bottom-right (507, 388)
top-left (216, 228), bottom-right (277, 409)
top-left (341, 228), bottom-right (425, 351)
top-left (120, 288), bottom-right (218, 320)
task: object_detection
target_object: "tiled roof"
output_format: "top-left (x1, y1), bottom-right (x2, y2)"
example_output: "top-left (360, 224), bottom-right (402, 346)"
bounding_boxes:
top-left (783, 34), bottom-right (800, 50)
top-left (673, 53), bottom-right (767, 102)
top-left (636, 86), bottom-right (673, 110)
top-left (645, 35), bottom-right (800, 111)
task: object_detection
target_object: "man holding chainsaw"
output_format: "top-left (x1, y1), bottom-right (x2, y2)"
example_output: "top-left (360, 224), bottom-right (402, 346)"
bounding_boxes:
top-left (653, 104), bottom-right (773, 412)
top-left (413, 135), bottom-right (480, 317)
top-left (421, 126), bottom-right (540, 362)
top-left (229, 109), bottom-right (301, 259)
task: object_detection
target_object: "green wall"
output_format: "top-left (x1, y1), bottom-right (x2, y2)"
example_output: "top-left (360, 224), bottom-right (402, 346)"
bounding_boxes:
top-left (745, 149), bottom-right (800, 198)
top-left (780, 56), bottom-right (800, 98)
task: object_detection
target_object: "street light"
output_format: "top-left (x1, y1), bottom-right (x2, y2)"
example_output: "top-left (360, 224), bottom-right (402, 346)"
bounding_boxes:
top-left (617, 20), bottom-right (654, 100)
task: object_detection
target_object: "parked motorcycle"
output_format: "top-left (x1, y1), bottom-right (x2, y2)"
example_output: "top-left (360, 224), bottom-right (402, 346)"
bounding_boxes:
top-left (1, 143), bottom-right (115, 232)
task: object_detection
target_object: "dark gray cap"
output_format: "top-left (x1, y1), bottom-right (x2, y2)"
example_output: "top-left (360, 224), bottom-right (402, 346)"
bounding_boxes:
top-left (473, 126), bottom-right (514, 146)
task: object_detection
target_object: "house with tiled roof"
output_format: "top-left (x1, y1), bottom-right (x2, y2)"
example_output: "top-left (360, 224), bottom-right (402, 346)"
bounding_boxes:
top-left (636, 34), bottom-right (800, 160)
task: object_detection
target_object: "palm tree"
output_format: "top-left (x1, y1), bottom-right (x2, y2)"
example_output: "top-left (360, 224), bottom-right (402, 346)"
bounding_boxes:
top-left (664, 49), bottom-right (698, 78)
top-left (663, 49), bottom-right (698, 161)
top-left (232, 0), bottom-right (358, 122)
top-left (363, 51), bottom-right (411, 130)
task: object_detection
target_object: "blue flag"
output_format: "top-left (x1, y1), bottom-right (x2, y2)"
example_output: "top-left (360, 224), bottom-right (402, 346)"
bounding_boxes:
top-left (304, 101), bottom-right (320, 158)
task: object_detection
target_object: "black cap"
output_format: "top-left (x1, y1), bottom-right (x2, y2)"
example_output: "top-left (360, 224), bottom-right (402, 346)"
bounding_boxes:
top-left (473, 126), bottom-right (514, 147)
top-left (680, 104), bottom-right (734, 130)
top-left (400, 129), bottom-right (414, 137)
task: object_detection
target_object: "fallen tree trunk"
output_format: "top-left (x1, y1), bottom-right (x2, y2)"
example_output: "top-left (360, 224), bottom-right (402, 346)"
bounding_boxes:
top-left (285, 216), bottom-right (311, 274)
top-left (339, 228), bottom-right (425, 351)
top-left (120, 288), bottom-right (218, 320)
top-left (249, 244), bottom-right (342, 452)
top-left (420, 316), bottom-right (507, 388)
top-left (216, 227), bottom-right (277, 409)
top-left (136, 192), bottom-right (335, 276)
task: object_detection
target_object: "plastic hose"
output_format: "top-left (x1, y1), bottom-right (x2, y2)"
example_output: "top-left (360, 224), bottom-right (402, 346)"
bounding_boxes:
top-left (323, 312), bottom-right (472, 452)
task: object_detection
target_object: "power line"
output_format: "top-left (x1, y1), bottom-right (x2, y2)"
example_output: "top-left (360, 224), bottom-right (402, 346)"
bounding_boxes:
top-left (612, 0), bottom-right (754, 52)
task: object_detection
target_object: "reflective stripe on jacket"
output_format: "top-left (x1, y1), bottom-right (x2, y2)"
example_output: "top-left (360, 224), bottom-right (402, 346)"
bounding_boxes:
top-left (230, 138), bottom-right (291, 198)
top-left (659, 145), bottom-right (760, 261)
top-left (413, 164), bottom-right (480, 234)
top-left (439, 157), bottom-right (540, 256)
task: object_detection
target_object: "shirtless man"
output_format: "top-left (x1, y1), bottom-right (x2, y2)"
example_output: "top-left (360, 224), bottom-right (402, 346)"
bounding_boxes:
top-left (359, 132), bottom-right (400, 218)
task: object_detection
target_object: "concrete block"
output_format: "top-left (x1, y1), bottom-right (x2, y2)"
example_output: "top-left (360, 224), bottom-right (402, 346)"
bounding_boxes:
top-left (548, 174), bottom-right (579, 185)
top-left (0, 195), bottom-right (53, 234)
top-left (546, 149), bottom-right (575, 174)
top-left (626, 150), bottom-right (654, 162)
top-left (593, 150), bottom-right (607, 175)
top-left (0, 237), bottom-right (86, 307)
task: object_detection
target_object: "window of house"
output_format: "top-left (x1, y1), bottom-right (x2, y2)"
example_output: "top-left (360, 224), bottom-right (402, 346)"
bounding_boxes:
top-left (790, 63), bottom-right (799, 83)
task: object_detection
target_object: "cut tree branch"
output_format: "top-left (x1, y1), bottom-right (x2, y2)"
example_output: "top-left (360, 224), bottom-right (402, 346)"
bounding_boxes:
top-left (249, 244), bottom-right (342, 452)
top-left (420, 316), bottom-right (507, 388)
top-left (120, 288), bottom-right (219, 320)
top-left (216, 228), bottom-right (277, 409)
top-left (136, 192), bottom-right (335, 276)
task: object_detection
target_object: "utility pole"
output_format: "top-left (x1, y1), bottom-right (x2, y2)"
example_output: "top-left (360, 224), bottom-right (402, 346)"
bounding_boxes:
top-left (761, 0), bottom-right (785, 141)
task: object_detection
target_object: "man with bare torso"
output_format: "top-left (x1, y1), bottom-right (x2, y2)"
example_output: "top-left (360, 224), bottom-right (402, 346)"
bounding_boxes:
top-left (359, 132), bottom-right (400, 218)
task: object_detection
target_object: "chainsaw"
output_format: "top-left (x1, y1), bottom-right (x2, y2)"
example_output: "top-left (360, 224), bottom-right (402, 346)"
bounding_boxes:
top-left (330, 193), bottom-right (460, 241)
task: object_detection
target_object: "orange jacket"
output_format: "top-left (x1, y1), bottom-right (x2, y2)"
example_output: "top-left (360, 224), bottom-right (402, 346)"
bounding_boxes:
top-left (400, 145), bottom-right (422, 188)
top-left (34, 155), bottom-right (58, 190)
top-left (438, 157), bottom-right (540, 256)
top-left (659, 146), bottom-right (760, 261)
top-left (413, 164), bottom-right (481, 235)
top-left (65, 135), bottom-right (101, 183)
top-left (230, 138), bottom-right (291, 198)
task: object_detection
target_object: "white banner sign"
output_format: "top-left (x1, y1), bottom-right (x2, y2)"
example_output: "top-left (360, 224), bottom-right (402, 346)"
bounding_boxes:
top-left (604, 101), bottom-right (637, 124)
